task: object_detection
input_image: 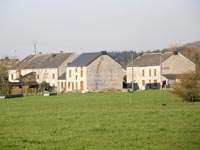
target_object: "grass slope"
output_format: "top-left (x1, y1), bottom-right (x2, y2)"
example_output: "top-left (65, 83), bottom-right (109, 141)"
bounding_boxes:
top-left (0, 91), bottom-right (200, 150)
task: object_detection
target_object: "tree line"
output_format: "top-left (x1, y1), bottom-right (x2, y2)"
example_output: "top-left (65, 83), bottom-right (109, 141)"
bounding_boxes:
top-left (109, 46), bottom-right (200, 72)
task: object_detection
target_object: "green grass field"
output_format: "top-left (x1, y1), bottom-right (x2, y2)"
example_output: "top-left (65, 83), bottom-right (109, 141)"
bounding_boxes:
top-left (0, 91), bottom-right (200, 150)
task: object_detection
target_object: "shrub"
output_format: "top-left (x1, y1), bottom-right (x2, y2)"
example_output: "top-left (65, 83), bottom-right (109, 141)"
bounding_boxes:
top-left (38, 81), bottom-right (50, 93)
top-left (173, 72), bottom-right (200, 102)
top-left (0, 83), bottom-right (9, 95)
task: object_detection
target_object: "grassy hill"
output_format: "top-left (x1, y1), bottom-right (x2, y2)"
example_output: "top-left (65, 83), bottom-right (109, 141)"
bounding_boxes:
top-left (0, 91), bottom-right (200, 150)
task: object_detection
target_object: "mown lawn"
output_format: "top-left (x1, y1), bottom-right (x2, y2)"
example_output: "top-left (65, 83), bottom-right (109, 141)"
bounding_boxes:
top-left (0, 90), bottom-right (199, 150)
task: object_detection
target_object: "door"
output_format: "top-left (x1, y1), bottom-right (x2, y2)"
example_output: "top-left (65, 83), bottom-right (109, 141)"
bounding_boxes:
top-left (80, 81), bottom-right (84, 90)
top-left (72, 83), bottom-right (74, 91)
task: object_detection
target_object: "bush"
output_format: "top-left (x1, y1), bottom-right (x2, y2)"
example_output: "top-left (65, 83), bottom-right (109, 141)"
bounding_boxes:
top-left (0, 83), bottom-right (9, 95)
top-left (38, 81), bottom-right (50, 93)
top-left (173, 72), bottom-right (200, 102)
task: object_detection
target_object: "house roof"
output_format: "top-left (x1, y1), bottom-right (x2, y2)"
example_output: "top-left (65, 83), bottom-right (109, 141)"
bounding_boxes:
top-left (127, 52), bottom-right (173, 67)
top-left (13, 53), bottom-right (74, 69)
top-left (12, 55), bottom-right (35, 70)
top-left (0, 57), bottom-right (20, 69)
top-left (162, 74), bottom-right (182, 80)
top-left (58, 72), bottom-right (66, 80)
top-left (68, 52), bottom-right (102, 67)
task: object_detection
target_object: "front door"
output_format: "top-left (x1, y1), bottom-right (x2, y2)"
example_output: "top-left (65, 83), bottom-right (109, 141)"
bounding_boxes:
top-left (80, 81), bottom-right (84, 90)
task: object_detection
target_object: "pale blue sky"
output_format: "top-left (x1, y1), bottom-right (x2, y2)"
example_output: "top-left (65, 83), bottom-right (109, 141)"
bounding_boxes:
top-left (0, 0), bottom-right (200, 59)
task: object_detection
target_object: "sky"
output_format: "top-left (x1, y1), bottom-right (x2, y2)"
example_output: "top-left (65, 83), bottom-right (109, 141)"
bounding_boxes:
top-left (0, 0), bottom-right (200, 59)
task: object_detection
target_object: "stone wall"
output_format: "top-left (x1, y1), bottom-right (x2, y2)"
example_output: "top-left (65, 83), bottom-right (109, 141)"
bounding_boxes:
top-left (87, 55), bottom-right (124, 91)
top-left (162, 53), bottom-right (196, 74)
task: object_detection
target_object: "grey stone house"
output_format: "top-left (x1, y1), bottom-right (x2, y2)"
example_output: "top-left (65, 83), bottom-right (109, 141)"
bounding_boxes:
top-left (66, 51), bottom-right (125, 92)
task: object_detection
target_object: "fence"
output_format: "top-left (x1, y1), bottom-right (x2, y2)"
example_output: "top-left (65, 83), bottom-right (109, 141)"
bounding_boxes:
top-left (11, 86), bottom-right (37, 95)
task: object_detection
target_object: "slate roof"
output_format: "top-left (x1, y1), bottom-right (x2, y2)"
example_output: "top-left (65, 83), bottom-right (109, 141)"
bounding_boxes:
top-left (58, 72), bottom-right (66, 80)
top-left (162, 74), bottom-right (181, 80)
top-left (12, 55), bottom-right (35, 69)
top-left (0, 58), bottom-right (20, 69)
top-left (127, 52), bottom-right (174, 67)
top-left (68, 52), bottom-right (102, 67)
top-left (13, 53), bottom-right (74, 69)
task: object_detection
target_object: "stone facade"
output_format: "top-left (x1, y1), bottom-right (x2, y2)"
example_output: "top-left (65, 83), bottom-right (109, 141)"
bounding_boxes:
top-left (126, 52), bottom-right (196, 90)
top-left (87, 55), bottom-right (124, 91)
top-left (66, 54), bottom-right (124, 92)
top-left (162, 53), bottom-right (196, 74)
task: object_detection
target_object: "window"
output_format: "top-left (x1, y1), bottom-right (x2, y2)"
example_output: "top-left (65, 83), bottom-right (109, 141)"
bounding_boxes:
top-left (142, 80), bottom-right (145, 86)
top-left (69, 70), bottom-right (71, 78)
top-left (76, 82), bottom-right (78, 90)
top-left (80, 69), bottom-right (83, 77)
top-left (68, 82), bottom-right (71, 89)
top-left (43, 73), bottom-right (48, 79)
top-left (37, 74), bottom-right (39, 79)
top-left (80, 81), bottom-right (84, 90)
top-left (75, 68), bottom-right (78, 72)
top-left (154, 69), bottom-right (157, 76)
top-left (75, 75), bottom-right (78, 80)
top-left (52, 74), bottom-right (55, 79)
top-left (11, 74), bottom-right (13, 80)
top-left (149, 69), bottom-right (151, 77)
top-left (154, 80), bottom-right (157, 86)
top-left (142, 69), bottom-right (145, 76)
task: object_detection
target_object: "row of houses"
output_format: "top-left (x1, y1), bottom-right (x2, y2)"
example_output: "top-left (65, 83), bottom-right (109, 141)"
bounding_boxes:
top-left (127, 51), bottom-right (196, 90)
top-left (8, 51), bottom-right (196, 93)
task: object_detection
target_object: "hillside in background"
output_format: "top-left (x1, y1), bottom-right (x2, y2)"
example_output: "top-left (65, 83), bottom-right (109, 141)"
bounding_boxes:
top-left (109, 50), bottom-right (160, 66)
top-left (108, 51), bottom-right (139, 66)
top-left (183, 41), bottom-right (200, 49)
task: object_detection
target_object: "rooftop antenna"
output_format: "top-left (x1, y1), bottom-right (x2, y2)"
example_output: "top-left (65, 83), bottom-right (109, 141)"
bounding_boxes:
top-left (32, 40), bottom-right (38, 55)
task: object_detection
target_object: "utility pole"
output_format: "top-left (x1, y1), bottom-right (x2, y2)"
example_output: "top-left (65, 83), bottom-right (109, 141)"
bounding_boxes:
top-left (132, 52), bottom-right (134, 91)
top-left (32, 40), bottom-right (38, 55)
top-left (160, 53), bottom-right (162, 90)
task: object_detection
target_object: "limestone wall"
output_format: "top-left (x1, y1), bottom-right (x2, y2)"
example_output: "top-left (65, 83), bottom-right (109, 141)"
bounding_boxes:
top-left (87, 55), bottom-right (124, 91)
top-left (162, 53), bottom-right (196, 74)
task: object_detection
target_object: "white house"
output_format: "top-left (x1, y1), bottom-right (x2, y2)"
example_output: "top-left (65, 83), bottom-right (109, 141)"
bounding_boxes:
top-left (66, 51), bottom-right (125, 92)
top-left (57, 72), bottom-right (67, 93)
top-left (9, 52), bottom-right (77, 92)
top-left (126, 51), bottom-right (196, 90)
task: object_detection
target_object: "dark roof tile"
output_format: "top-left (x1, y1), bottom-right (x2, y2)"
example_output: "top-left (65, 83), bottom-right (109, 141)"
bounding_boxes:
top-left (58, 72), bottom-right (66, 80)
top-left (127, 52), bottom-right (173, 67)
top-left (69, 52), bottom-right (102, 67)
top-left (162, 74), bottom-right (182, 80)
top-left (13, 53), bottom-right (74, 70)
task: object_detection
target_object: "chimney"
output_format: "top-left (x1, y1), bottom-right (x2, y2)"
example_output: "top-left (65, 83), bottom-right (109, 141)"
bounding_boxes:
top-left (52, 54), bottom-right (56, 58)
top-left (101, 51), bottom-right (107, 55)
top-left (173, 51), bottom-right (178, 55)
